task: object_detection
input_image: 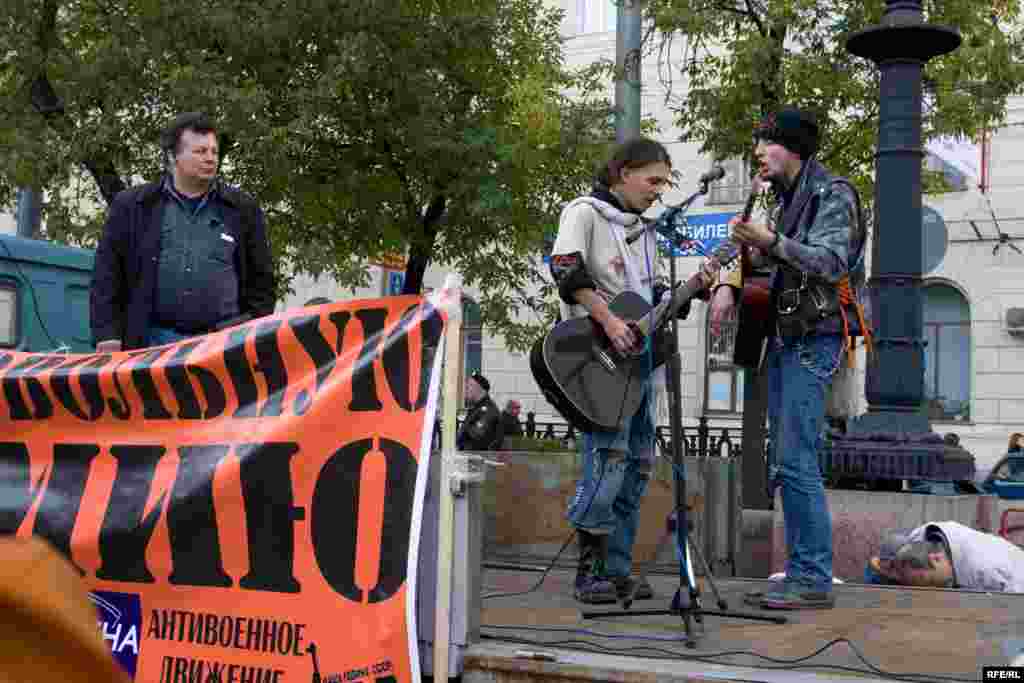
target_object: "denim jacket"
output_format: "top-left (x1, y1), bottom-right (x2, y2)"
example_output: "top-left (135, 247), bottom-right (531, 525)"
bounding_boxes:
top-left (723, 159), bottom-right (868, 337)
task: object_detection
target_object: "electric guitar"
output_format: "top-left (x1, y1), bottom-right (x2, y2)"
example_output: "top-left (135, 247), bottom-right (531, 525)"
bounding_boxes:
top-left (531, 187), bottom-right (763, 433)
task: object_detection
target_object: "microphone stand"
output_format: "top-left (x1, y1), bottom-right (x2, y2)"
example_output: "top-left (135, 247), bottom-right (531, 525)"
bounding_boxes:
top-left (581, 179), bottom-right (786, 645)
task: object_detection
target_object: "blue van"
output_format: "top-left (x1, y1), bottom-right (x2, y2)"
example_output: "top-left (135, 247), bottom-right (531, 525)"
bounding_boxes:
top-left (0, 234), bottom-right (95, 353)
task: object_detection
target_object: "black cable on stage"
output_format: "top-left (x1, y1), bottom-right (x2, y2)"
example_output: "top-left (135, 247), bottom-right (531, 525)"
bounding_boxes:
top-left (481, 530), bottom-right (576, 601)
top-left (478, 631), bottom-right (976, 683)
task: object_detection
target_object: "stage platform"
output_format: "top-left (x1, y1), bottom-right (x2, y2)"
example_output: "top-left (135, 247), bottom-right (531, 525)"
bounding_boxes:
top-left (462, 566), bottom-right (1024, 682)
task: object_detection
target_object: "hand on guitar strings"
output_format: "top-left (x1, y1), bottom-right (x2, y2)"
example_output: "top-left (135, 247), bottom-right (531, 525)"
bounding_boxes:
top-left (603, 312), bottom-right (637, 355)
top-left (697, 257), bottom-right (721, 289)
top-left (729, 213), bottom-right (777, 252)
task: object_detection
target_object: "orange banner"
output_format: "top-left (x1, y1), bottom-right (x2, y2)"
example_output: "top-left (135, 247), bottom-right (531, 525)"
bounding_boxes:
top-left (0, 294), bottom-right (447, 683)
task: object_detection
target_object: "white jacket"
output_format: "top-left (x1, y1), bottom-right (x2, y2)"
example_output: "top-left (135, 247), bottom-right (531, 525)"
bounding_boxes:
top-left (908, 521), bottom-right (1024, 593)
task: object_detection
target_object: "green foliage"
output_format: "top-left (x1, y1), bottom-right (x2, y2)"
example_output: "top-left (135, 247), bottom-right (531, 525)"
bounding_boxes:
top-left (0, 0), bottom-right (613, 347)
top-left (646, 0), bottom-right (1024, 203)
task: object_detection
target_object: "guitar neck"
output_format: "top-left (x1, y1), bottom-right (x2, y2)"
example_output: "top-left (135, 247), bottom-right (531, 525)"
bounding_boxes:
top-left (739, 183), bottom-right (760, 222)
top-left (738, 183), bottom-right (761, 276)
top-left (633, 183), bottom-right (762, 338)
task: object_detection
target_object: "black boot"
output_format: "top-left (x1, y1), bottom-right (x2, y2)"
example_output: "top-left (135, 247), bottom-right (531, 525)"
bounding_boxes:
top-left (574, 531), bottom-right (617, 604)
top-left (612, 575), bottom-right (654, 601)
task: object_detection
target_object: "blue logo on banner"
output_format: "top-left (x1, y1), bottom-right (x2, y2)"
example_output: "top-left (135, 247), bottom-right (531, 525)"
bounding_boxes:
top-left (90, 590), bottom-right (141, 679)
top-left (661, 211), bottom-right (737, 257)
top-left (386, 270), bottom-right (405, 296)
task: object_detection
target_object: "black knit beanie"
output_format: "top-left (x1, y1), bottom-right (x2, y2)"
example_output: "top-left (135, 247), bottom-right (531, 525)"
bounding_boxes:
top-left (754, 107), bottom-right (819, 159)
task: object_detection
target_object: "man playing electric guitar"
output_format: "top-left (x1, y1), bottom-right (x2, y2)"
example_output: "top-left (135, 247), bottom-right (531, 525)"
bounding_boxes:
top-left (710, 107), bottom-right (870, 610)
top-left (548, 138), bottom-right (718, 605)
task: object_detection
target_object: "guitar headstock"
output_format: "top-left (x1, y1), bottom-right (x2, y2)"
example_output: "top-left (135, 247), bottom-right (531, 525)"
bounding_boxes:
top-left (705, 183), bottom-right (763, 270)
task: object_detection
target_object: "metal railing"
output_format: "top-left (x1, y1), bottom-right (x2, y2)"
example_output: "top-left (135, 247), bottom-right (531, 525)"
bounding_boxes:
top-left (454, 414), bottom-right (743, 459)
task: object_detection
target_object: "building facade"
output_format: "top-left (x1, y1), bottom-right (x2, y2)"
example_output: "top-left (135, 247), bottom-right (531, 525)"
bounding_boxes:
top-left (547, 0), bottom-right (1024, 476)
top-left (2, 3), bottom-right (1021, 475)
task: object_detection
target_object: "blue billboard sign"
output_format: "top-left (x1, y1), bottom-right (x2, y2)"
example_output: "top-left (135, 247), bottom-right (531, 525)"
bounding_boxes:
top-left (659, 211), bottom-right (738, 257)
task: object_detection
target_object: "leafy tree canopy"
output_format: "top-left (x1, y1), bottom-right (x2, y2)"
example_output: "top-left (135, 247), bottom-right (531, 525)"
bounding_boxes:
top-left (646, 0), bottom-right (1024, 199)
top-left (0, 0), bottom-right (615, 351)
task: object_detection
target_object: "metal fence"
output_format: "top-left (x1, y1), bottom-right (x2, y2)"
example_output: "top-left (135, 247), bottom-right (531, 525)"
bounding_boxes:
top-left (455, 414), bottom-right (743, 460)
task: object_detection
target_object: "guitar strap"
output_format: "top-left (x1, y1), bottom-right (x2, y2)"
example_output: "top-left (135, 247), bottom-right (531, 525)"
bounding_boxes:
top-left (829, 178), bottom-right (874, 368)
top-left (825, 178), bottom-right (873, 418)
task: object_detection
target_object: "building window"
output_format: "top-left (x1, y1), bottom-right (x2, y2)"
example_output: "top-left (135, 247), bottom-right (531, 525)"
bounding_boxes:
top-left (605, 0), bottom-right (618, 32)
top-left (922, 282), bottom-right (970, 422)
top-left (0, 283), bottom-right (17, 347)
top-left (708, 158), bottom-right (752, 206)
top-left (462, 296), bottom-right (483, 396)
top-left (573, 0), bottom-right (617, 34)
top-left (704, 311), bottom-right (744, 413)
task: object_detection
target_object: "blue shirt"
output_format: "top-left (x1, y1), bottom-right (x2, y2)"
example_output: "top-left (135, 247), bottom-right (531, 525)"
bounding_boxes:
top-left (150, 178), bottom-right (241, 333)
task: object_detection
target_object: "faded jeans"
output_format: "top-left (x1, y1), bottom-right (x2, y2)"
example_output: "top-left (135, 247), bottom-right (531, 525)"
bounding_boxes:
top-left (566, 389), bottom-right (656, 579)
top-left (766, 333), bottom-right (842, 592)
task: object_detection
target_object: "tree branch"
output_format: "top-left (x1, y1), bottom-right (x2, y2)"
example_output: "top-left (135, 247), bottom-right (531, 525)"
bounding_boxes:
top-left (402, 195), bottom-right (446, 295)
top-left (29, 0), bottom-right (127, 205)
top-left (742, 0), bottom-right (766, 35)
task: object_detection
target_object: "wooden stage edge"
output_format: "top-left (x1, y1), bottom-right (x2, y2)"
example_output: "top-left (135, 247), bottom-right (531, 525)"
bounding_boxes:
top-left (458, 567), bottom-right (1024, 683)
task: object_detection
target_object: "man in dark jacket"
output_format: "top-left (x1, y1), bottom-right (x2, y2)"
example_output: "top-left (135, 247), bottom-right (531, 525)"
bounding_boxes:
top-left (500, 399), bottom-right (524, 439)
top-left (711, 107), bottom-right (867, 610)
top-left (90, 112), bottom-right (276, 351)
top-left (457, 372), bottom-right (503, 451)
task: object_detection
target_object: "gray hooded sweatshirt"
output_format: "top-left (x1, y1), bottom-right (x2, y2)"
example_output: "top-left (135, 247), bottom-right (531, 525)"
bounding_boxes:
top-left (908, 521), bottom-right (1024, 593)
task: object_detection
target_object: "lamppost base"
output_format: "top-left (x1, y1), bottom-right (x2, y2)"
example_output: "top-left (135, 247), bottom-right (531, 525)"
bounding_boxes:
top-left (822, 412), bottom-right (975, 483)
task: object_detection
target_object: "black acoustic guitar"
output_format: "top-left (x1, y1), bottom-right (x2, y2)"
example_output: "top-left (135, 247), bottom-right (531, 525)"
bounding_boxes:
top-left (531, 188), bottom-right (762, 433)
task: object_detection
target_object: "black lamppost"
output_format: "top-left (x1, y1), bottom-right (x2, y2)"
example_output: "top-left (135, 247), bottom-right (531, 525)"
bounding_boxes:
top-left (825, 1), bottom-right (974, 482)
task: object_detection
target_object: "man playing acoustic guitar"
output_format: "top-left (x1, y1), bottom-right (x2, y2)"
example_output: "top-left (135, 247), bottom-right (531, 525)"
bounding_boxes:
top-left (711, 107), bottom-right (870, 609)
top-left (549, 138), bottom-right (718, 604)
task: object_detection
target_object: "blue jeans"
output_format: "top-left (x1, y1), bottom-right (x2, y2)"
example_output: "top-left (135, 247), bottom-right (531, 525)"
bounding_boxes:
top-left (147, 326), bottom-right (193, 346)
top-left (566, 388), bottom-right (656, 579)
top-left (766, 333), bottom-right (842, 592)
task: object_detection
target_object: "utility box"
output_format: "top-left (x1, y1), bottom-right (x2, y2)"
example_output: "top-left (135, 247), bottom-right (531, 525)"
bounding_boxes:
top-left (416, 451), bottom-right (486, 678)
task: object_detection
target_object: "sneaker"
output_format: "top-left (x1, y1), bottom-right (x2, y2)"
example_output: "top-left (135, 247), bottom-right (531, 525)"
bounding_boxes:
top-left (612, 576), bottom-right (654, 601)
top-left (759, 583), bottom-right (835, 610)
top-left (742, 576), bottom-right (786, 607)
top-left (573, 574), bottom-right (617, 604)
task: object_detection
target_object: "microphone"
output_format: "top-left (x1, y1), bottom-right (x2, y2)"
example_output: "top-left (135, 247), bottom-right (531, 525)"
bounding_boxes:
top-left (625, 205), bottom-right (687, 246)
top-left (699, 166), bottom-right (726, 184)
